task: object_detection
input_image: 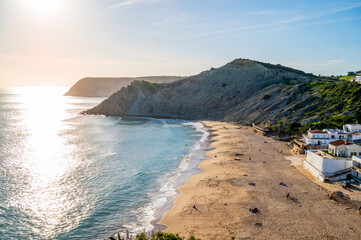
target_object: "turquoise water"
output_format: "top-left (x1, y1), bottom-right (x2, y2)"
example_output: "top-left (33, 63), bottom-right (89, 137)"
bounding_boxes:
top-left (0, 87), bottom-right (205, 240)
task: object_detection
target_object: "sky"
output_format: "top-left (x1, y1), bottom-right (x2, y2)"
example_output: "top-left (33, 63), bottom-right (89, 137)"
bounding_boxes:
top-left (0, 0), bottom-right (360, 87)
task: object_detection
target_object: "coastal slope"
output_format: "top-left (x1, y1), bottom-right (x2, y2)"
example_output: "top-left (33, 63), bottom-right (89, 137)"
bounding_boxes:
top-left (64, 76), bottom-right (185, 97)
top-left (84, 59), bottom-right (317, 125)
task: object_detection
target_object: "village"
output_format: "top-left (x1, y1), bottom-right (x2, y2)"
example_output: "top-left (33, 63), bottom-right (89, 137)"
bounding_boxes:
top-left (291, 123), bottom-right (361, 184)
top-left (253, 122), bottom-right (361, 207)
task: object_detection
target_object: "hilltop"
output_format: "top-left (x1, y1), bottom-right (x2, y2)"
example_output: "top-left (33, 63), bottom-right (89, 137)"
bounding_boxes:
top-left (84, 59), bottom-right (361, 129)
top-left (64, 76), bottom-right (185, 97)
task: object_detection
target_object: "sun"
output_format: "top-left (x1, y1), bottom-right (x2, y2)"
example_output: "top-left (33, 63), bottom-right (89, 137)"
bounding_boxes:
top-left (23, 0), bottom-right (65, 15)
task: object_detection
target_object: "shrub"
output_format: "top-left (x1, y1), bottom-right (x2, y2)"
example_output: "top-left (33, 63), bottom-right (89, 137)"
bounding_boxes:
top-left (262, 94), bottom-right (271, 100)
top-left (116, 232), bottom-right (201, 240)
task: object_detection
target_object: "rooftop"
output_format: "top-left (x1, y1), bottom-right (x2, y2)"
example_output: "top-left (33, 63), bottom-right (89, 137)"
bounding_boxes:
top-left (329, 139), bottom-right (352, 146)
top-left (350, 132), bottom-right (361, 136)
top-left (344, 124), bottom-right (361, 127)
top-left (309, 130), bottom-right (328, 134)
top-left (324, 129), bottom-right (347, 134)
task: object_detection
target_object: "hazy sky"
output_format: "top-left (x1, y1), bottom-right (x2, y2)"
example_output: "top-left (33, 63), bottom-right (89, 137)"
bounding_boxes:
top-left (0, 0), bottom-right (361, 86)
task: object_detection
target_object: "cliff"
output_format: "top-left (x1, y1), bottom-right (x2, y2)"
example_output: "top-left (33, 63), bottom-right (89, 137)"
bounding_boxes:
top-left (84, 59), bottom-right (328, 125)
top-left (64, 76), bottom-right (185, 97)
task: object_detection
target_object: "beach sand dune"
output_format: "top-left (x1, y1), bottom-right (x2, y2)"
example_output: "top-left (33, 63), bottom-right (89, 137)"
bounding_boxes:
top-left (159, 121), bottom-right (361, 240)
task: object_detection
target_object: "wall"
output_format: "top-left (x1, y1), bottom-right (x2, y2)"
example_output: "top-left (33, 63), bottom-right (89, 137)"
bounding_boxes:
top-left (304, 151), bottom-right (352, 181)
top-left (350, 134), bottom-right (361, 142)
top-left (352, 156), bottom-right (361, 180)
top-left (346, 144), bottom-right (361, 156)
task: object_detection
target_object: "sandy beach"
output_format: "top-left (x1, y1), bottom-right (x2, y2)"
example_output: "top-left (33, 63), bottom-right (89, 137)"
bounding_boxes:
top-left (159, 121), bottom-right (361, 240)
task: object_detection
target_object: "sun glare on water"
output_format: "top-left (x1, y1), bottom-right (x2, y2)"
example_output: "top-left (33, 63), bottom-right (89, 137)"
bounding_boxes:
top-left (6, 87), bottom-right (85, 238)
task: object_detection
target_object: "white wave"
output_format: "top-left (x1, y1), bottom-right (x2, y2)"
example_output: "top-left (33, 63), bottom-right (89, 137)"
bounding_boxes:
top-left (120, 121), bottom-right (209, 236)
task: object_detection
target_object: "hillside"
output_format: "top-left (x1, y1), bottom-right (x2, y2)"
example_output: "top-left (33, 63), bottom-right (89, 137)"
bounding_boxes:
top-left (85, 59), bottom-right (322, 123)
top-left (83, 59), bottom-right (361, 129)
top-left (64, 76), bottom-right (185, 97)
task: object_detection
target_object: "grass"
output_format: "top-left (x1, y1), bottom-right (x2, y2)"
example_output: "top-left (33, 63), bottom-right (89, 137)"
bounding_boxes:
top-left (339, 75), bottom-right (355, 81)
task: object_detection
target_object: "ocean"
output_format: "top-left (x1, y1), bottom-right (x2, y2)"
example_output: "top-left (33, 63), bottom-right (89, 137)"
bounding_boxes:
top-left (0, 87), bottom-right (208, 240)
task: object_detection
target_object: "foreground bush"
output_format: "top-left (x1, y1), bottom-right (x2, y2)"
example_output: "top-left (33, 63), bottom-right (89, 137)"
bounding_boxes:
top-left (135, 232), bottom-right (200, 240)
top-left (112, 232), bottom-right (201, 240)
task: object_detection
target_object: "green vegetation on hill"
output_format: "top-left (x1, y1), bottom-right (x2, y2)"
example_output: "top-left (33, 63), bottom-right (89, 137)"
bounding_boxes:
top-left (305, 81), bottom-right (361, 128)
top-left (139, 80), bottom-right (159, 95)
top-left (339, 75), bottom-right (355, 81)
top-left (269, 81), bottom-right (361, 136)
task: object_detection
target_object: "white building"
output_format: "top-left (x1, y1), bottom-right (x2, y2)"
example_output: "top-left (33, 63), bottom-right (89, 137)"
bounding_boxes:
top-left (346, 144), bottom-right (361, 157)
top-left (352, 156), bottom-right (361, 181)
top-left (304, 151), bottom-right (352, 182)
top-left (348, 132), bottom-right (361, 144)
top-left (324, 129), bottom-right (348, 140)
top-left (303, 130), bottom-right (330, 146)
top-left (356, 75), bottom-right (361, 84)
top-left (328, 139), bottom-right (351, 156)
top-left (303, 129), bottom-right (348, 147)
top-left (343, 124), bottom-right (361, 133)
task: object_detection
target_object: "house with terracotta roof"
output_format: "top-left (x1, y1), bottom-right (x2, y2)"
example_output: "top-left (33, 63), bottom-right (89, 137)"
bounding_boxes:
top-left (328, 139), bottom-right (352, 157)
top-left (328, 139), bottom-right (361, 157)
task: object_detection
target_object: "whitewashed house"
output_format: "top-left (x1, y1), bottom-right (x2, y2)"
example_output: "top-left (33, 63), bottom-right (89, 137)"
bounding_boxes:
top-left (343, 124), bottom-right (361, 133)
top-left (346, 144), bottom-right (361, 157)
top-left (352, 156), bottom-right (361, 181)
top-left (328, 139), bottom-right (361, 157)
top-left (303, 130), bottom-right (330, 146)
top-left (348, 132), bottom-right (361, 144)
top-left (325, 129), bottom-right (348, 140)
top-left (356, 74), bottom-right (361, 84)
top-left (328, 139), bottom-right (352, 156)
top-left (304, 150), bottom-right (353, 181)
top-left (302, 129), bottom-right (348, 148)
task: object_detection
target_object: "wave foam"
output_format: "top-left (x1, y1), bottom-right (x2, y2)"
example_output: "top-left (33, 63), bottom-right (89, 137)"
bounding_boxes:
top-left (120, 121), bottom-right (209, 236)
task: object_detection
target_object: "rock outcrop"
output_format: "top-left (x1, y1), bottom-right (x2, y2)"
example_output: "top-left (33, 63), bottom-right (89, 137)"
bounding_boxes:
top-left (84, 59), bottom-right (321, 125)
top-left (65, 76), bottom-right (185, 97)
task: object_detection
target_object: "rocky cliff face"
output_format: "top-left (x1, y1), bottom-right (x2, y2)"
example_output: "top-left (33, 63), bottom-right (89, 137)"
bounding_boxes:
top-left (64, 76), bottom-right (185, 97)
top-left (84, 59), bottom-right (319, 125)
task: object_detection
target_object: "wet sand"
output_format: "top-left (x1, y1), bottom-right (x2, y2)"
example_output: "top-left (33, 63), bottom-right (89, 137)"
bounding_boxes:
top-left (159, 121), bottom-right (361, 240)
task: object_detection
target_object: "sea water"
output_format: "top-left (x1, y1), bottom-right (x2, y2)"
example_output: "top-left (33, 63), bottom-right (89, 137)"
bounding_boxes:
top-left (0, 87), bottom-right (208, 240)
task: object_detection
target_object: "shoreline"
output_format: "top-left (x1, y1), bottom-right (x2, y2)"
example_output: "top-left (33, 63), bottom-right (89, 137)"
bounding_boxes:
top-left (110, 120), bottom-right (213, 238)
top-left (149, 121), bottom-right (213, 233)
top-left (158, 121), bottom-right (361, 240)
